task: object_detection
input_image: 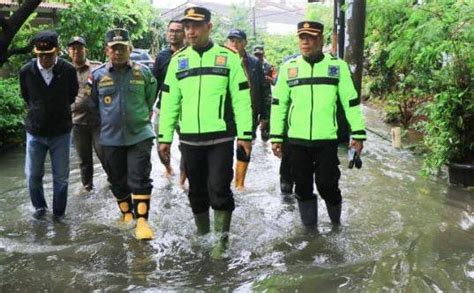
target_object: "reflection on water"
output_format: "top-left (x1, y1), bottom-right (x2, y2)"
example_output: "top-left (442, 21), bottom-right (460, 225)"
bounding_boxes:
top-left (0, 107), bottom-right (472, 291)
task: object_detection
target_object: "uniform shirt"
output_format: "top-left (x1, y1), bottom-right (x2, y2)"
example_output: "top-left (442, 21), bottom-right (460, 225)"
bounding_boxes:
top-left (72, 59), bottom-right (102, 125)
top-left (37, 57), bottom-right (57, 85)
top-left (270, 53), bottom-right (366, 146)
top-left (90, 61), bottom-right (158, 146)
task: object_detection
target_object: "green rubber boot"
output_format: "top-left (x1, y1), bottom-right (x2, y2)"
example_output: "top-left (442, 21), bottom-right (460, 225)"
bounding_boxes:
top-left (210, 210), bottom-right (232, 260)
top-left (193, 211), bottom-right (210, 235)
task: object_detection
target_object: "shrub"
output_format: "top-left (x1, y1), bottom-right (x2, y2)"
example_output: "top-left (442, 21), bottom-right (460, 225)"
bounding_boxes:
top-left (0, 78), bottom-right (25, 148)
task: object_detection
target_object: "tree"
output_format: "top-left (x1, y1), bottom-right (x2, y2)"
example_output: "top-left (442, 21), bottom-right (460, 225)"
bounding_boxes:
top-left (56, 0), bottom-right (159, 61)
top-left (0, 0), bottom-right (42, 67)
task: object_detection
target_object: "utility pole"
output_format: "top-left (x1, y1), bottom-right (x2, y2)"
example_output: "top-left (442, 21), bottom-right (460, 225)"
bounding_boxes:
top-left (252, 6), bottom-right (256, 38)
top-left (344, 0), bottom-right (366, 97)
top-left (336, 0), bottom-right (345, 58)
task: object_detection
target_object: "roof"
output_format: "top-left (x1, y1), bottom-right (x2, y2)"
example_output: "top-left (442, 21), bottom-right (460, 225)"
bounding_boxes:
top-left (0, 0), bottom-right (69, 9)
top-left (159, 0), bottom-right (306, 34)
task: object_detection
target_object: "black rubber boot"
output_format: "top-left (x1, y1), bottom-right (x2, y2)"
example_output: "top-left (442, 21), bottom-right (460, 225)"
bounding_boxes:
top-left (211, 210), bottom-right (232, 260)
top-left (117, 195), bottom-right (134, 223)
top-left (193, 210), bottom-right (210, 235)
top-left (326, 202), bottom-right (341, 226)
top-left (280, 177), bottom-right (294, 195)
top-left (132, 194), bottom-right (154, 240)
top-left (297, 198), bottom-right (318, 230)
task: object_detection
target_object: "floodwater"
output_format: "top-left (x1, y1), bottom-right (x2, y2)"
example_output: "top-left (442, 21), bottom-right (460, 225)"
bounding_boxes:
top-left (0, 107), bottom-right (472, 291)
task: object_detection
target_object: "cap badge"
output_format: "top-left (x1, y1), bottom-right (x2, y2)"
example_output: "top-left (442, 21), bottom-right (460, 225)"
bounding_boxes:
top-left (188, 8), bottom-right (195, 15)
top-left (303, 22), bottom-right (310, 28)
top-left (113, 30), bottom-right (123, 41)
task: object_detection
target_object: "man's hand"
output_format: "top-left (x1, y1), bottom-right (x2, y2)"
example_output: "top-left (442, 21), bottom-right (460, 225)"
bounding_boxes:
top-left (272, 143), bottom-right (282, 158)
top-left (158, 143), bottom-right (171, 166)
top-left (237, 140), bottom-right (252, 157)
top-left (350, 140), bottom-right (364, 155)
top-left (264, 75), bottom-right (274, 84)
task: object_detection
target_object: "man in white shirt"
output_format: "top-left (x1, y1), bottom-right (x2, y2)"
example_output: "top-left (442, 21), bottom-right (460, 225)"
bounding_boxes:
top-left (19, 30), bottom-right (78, 220)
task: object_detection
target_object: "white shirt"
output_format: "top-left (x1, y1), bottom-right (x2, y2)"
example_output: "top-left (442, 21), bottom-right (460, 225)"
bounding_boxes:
top-left (37, 58), bottom-right (58, 86)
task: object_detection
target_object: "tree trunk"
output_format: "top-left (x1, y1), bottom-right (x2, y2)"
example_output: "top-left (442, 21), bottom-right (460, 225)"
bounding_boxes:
top-left (0, 0), bottom-right (42, 66)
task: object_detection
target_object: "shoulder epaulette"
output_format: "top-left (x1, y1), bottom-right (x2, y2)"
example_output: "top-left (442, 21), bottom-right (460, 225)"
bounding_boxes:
top-left (172, 46), bottom-right (188, 57)
top-left (218, 44), bottom-right (238, 54)
top-left (329, 52), bottom-right (338, 60)
top-left (91, 63), bottom-right (106, 74)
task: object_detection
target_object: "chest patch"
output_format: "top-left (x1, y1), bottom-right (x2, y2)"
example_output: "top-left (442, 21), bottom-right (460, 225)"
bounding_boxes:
top-left (104, 96), bottom-right (112, 105)
top-left (287, 67), bottom-right (298, 79)
top-left (328, 65), bottom-right (340, 78)
top-left (215, 55), bottom-right (227, 67)
top-left (178, 58), bottom-right (189, 71)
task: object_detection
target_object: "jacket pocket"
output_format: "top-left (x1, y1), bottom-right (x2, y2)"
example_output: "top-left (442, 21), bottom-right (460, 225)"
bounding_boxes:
top-left (218, 95), bottom-right (224, 119)
top-left (288, 104), bottom-right (294, 127)
top-left (98, 86), bottom-right (116, 107)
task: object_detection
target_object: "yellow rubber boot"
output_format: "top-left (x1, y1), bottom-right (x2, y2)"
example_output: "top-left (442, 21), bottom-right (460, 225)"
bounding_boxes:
top-left (117, 195), bottom-right (134, 224)
top-left (235, 160), bottom-right (249, 191)
top-left (132, 194), bottom-right (154, 240)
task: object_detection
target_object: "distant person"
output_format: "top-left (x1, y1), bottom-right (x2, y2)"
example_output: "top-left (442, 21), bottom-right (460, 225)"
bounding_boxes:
top-left (270, 21), bottom-right (366, 230)
top-left (152, 20), bottom-right (187, 185)
top-left (19, 30), bottom-right (78, 220)
top-left (90, 29), bottom-right (158, 240)
top-left (252, 44), bottom-right (275, 141)
top-left (226, 29), bottom-right (271, 190)
top-left (253, 44), bottom-right (277, 86)
top-left (67, 36), bottom-right (105, 193)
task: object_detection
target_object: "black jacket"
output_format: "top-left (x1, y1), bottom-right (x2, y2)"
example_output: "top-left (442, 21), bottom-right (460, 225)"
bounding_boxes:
top-left (242, 52), bottom-right (272, 120)
top-left (19, 58), bottom-right (78, 137)
top-left (152, 47), bottom-right (174, 109)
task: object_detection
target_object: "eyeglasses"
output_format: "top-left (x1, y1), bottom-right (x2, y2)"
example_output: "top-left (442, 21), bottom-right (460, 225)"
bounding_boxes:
top-left (168, 29), bottom-right (184, 34)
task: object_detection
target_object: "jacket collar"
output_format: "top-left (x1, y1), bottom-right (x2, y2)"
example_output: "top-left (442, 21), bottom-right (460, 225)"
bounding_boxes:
top-left (192, 40), bottom-right (214, 56)
top-left (302, 52), bottom-right (325, 65)
top-left (106, 60), bottom-right (133, 72)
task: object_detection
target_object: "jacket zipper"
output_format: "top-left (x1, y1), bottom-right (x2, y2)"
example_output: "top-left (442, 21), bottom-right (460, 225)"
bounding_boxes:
top-left (333, 104), bottom-right (336, 126)
top-left (288, 104), bottom-right (294, 127)
top-left (310, 63), bottom-right (314, 140)
top-left (219, 95), bottom-right (223, 119)
top-left (198, 57), bottom-right (202, 133)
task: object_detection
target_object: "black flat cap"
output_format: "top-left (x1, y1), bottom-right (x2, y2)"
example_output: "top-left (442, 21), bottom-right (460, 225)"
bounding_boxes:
top-left (227, 29), bottom-right (247, 40)
top-left (32, 30), bottom-right (58, 54)
top-left (181, 7), bottom-right (211, 22)
top-left (105, 28), bottom-right (130, 46)
top-left (297, 21), bottom-right (324, 36)
top-left (253, 45), bottom-right (264, 54)
top-left (67, 36), bottom-right (86, 47)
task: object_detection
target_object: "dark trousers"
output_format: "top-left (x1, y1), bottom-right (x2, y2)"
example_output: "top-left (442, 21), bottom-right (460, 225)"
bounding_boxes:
top-left (290, 143), bottom-right (342, 205)
top-left (180, 141), bottom-right (234, 214)
top-left (102, 139), bottom-right (153, 200)
top-left (72, 124), bottom-right (105, 189)
top-left (279, 140), bottom-right (293, 184)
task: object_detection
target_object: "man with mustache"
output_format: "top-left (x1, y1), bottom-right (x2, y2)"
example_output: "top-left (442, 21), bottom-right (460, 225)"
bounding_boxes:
top-left (270, 21), bottom-right (366, 231)
top-left (90, 29), bottom-right (158, 240)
